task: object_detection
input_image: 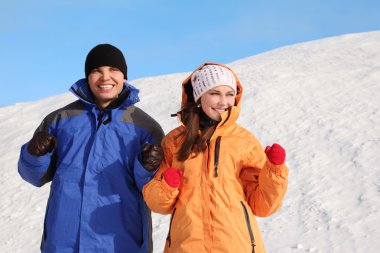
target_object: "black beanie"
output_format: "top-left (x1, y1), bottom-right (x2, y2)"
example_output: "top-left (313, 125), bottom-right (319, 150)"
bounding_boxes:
top-left (85, 44), bottom-right (128, 79)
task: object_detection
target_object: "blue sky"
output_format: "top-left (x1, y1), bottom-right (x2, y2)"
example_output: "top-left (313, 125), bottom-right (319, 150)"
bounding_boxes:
top-left (1, 0), bottom-right (379, 106)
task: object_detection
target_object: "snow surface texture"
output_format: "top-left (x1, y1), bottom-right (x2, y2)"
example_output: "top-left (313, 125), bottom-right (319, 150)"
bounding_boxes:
top-left (1, 31), bottom-right (379, 253)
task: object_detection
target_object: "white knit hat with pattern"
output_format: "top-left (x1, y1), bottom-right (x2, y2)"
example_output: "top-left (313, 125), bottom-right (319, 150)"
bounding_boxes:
top-left (191, 65), bottom-right (237, 102)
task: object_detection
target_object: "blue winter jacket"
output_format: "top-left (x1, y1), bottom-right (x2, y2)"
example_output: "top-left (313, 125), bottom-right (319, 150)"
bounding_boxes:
top-left (18, 79), bottom-right (164, 253)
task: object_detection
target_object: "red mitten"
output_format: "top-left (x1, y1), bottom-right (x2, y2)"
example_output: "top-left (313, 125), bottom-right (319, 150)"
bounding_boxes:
top-left (265, 143), bottom-right (286, 165)
top-left (163, 168), bottom-right (183, 188)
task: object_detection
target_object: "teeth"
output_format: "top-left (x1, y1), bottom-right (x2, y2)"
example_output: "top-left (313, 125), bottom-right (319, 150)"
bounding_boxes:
top-left (215, 109), bottom-right (226, 113)
top-left (98, 85), bottom-right (113, 89)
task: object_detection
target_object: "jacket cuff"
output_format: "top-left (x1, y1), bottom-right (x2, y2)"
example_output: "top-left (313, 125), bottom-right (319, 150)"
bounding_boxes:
top-left (266, 160), bottom-right (288, 177)
top-left (161, 177), bottom-right (179, 192)
top-left (21, 142), bottom-right (53, 167)
top-left (134, 157), bottom-right (157, 191)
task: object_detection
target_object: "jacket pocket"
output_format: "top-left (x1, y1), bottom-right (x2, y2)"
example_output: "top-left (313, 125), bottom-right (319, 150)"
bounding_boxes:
top-left (240, 201), bottom-right (256, 253)
top-left (166, 207), bottom-right (176, 247)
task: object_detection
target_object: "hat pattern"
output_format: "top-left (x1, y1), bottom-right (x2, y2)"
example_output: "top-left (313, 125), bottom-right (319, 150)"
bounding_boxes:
top-left (191, 65), bottom-right (237, 102)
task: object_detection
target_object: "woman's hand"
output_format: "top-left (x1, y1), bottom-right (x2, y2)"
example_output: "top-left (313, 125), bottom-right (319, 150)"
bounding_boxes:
top-left (163, 168), bottom-right (183, 188)
top-left (265, 143), bottom-right (286, 165)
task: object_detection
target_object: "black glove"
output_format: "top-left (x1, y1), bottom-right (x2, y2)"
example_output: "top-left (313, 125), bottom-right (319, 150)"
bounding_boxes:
top-left (27, 131), bottom-right (56, 156)
top-left (140, 143), bottom-right (163, 171)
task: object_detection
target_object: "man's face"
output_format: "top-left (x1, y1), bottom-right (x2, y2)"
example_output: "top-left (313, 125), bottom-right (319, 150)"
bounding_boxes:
top-left (87, 66), bottom-right (126, 108)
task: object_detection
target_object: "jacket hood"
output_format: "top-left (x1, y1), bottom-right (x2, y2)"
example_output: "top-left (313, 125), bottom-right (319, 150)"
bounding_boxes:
top-left (181, 62), bottom-right (243, 128)
top-left (70, 78), bottom-right (140, 109)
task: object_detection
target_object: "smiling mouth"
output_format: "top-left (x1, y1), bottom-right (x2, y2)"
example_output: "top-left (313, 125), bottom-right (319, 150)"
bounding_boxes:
top-left (214, 108), bottom-right (227, 113)
top-left (97, 84), bottom-right (114, 90)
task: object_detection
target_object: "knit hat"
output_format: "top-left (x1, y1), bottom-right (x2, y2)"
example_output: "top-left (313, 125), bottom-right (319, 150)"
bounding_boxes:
top-left (85, 44), bottom-right (127, 79)
top-left (191, 65), bottom-right (237, 102)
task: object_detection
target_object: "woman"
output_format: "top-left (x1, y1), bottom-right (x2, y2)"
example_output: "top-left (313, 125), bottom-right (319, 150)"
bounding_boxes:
top-left (143, 63), bottom-right (288, 253)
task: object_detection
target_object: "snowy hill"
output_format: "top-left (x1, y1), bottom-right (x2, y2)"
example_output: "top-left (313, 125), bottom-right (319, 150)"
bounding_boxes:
top-left (1, 31), bottom-right (380, 253)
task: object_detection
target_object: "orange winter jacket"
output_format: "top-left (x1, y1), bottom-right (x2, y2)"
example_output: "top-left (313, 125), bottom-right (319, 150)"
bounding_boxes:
top-left (143, 63), bottom-right (288, 253)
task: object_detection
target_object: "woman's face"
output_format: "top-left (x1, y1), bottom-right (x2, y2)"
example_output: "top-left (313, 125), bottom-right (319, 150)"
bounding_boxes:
top-left (200, 85), bottom-right (236, 121)
top-left (87, 66), bottom-right (126, 108)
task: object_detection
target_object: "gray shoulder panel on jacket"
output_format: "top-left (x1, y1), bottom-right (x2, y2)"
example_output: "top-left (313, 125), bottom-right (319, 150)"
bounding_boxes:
top-left (121, 105), bottom-right (164, 143)
top-left (35, 100), bottom-right (84, 133)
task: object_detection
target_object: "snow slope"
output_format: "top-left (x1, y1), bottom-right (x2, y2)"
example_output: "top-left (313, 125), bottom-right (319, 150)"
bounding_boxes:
top-left (1, 31), bottom-right (379, 253)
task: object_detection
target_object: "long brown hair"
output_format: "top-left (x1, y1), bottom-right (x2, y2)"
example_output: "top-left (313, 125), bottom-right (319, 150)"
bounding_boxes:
top-left (176, 101), bottom-right (216, 161)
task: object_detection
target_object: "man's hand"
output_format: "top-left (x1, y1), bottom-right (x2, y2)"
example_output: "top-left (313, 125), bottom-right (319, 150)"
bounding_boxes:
top-left (27, 131), bottom-right (56, 156)
top-left (140, 143), bottom-right (163, 171)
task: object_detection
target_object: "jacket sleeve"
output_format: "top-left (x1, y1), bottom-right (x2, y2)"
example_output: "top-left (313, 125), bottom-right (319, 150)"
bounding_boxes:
top-left (18, 141), bottom-right (54, 187)
top-left (142, 135), bottom-right (179, 214)
top-left (239, 138), bottom-right (288, 217)
top-left (18, 119), bottom-right (56, 187)
top-left (133, 120), bottom-right (165, 192)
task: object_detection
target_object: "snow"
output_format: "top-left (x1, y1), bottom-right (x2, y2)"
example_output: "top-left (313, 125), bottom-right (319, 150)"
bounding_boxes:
top-left (1, 31), bottom-right (380, 253)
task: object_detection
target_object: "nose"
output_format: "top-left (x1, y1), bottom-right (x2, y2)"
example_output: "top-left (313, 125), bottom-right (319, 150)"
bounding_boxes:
top-left (101, 70), bottom-right (111, 81)
top-left (218, 95), bottom-right (228, 106)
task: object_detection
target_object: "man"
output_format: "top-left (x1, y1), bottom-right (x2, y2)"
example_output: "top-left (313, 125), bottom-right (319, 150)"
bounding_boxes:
top-left (18, 44), bottom-right (164, 253)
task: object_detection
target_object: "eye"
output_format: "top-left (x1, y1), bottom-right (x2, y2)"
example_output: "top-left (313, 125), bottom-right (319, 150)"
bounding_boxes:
top-left (110, 67), bottom-right (121, 72)
top-left (207, 90), bottom-right (220, 95)
top-left (91, 68), bottom-right (100, 73)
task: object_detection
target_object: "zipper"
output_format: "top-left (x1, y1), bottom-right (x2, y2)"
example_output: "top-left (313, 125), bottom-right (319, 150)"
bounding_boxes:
top-left (206, 139), bottom-right (211, 177)
top-left (97, 110), bottom-right (104, 129)
top-left (96, 109), bottom-right (112, 129)
top-left (166, 207), bottom-right (176, 247)
top-left (214, 136), bottom-right (221, 177)
top-left (240, 201), bottom-right (256, 253)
